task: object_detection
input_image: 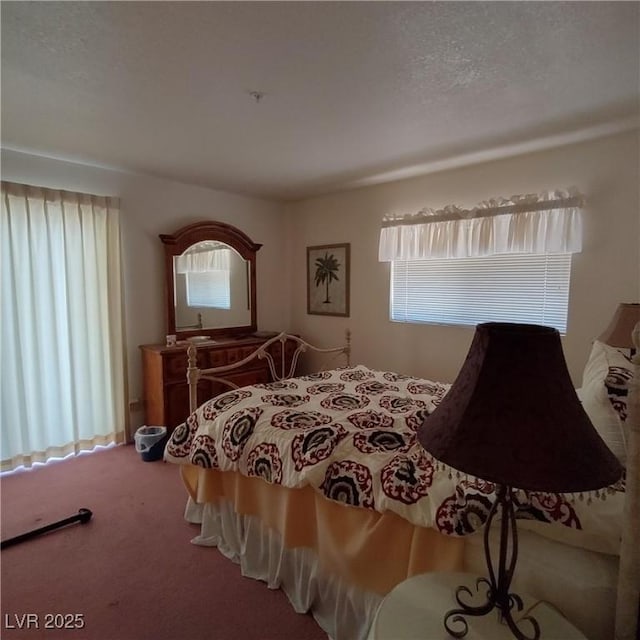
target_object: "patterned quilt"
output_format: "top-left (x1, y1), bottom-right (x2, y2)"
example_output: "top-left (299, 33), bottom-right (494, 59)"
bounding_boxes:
top-left (165, 365), bottom-right (623, 538)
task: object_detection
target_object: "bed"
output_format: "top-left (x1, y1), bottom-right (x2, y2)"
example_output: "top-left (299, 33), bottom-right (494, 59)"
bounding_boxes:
top-left (164, 331), bottom-right (631, 640)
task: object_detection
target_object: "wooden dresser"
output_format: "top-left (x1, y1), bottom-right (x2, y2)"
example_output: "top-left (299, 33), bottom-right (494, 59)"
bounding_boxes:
top-left (139, 335), bottom-right (296, 431)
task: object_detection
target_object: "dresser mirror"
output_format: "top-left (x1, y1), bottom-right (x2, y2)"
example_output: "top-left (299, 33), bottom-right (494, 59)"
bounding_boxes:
top-left (160, 221), bottom-right (262, 340)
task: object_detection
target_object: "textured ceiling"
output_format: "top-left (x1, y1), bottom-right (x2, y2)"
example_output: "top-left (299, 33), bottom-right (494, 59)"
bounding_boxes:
top-left (2, 1), bottom-right (639, 201)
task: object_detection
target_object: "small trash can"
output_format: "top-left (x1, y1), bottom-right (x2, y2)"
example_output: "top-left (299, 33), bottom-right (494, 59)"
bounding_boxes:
top-left (134, 426), bottom-right (168, 462)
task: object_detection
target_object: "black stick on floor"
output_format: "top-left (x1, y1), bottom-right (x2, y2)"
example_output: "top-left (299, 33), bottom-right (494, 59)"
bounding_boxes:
top-left (1, 508), bottom-right (93, 549)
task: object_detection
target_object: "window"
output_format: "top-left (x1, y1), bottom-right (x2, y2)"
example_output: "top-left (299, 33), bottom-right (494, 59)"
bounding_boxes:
top-left (380, 189), bottom-right (583, 334)
top-left (186, 270), bottom-right (230, 309)
top-left (390, 252), bottom-right (572, 333)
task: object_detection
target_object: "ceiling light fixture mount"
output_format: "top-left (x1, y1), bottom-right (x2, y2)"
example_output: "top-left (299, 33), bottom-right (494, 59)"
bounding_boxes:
top-left (249, 90), bottom-right (265, 103)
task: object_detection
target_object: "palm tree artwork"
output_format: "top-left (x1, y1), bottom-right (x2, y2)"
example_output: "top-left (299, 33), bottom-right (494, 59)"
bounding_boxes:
top-left (314, 251), bottom-right (341, 304)
top-left (307, 243), bottom-right (349, 317)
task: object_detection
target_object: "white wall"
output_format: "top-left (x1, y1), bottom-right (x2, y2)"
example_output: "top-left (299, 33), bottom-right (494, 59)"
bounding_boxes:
top-left (286, 131), bottom-right (640, 385)
top-left (3, 130), bottom-right (638, 428)
top-left (1, 149), bottom-right (291, 429)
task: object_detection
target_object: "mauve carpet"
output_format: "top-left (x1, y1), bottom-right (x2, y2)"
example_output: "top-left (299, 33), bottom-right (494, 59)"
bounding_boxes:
top-left (1, 444), bottom-right (327, 640)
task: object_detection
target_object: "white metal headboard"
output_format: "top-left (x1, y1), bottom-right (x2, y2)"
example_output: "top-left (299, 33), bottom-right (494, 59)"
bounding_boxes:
top-left (187, 330), bottom-right (351, 413)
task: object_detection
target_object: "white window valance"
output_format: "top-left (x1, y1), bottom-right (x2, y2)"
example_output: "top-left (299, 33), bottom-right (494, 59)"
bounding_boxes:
top-left (378, 189), bottom-right (584, 261)
top-left (175, 248), bottom-right (231, 274)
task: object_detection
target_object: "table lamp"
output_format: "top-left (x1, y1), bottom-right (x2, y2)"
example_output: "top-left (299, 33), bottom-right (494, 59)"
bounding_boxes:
top-left (418, 323), bottom-right (624, 639)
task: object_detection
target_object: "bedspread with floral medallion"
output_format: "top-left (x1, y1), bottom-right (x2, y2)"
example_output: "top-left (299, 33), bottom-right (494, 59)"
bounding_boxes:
top-left (165, 365), bottom-right (624, 540)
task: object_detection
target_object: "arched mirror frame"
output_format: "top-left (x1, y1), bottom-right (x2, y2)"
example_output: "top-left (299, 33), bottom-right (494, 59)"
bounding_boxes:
top-left (160, 221), bottom-right (262, 340)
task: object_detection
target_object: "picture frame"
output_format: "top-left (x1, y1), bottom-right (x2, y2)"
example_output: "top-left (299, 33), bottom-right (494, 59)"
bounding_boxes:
top-left (307, 243), bottom-right (350, 317)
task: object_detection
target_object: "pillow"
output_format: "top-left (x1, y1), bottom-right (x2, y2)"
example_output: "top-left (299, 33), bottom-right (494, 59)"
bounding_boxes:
top-left (604, 365), bottom-right (633, 421)
top-left (580, 340), bottom-right (633, 466)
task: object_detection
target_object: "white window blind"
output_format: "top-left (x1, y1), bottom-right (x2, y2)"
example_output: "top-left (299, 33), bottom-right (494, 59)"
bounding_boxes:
top-left (186, 271), bottom-right (230, 309)
top-left (391, 253), bottom-right (572, 333)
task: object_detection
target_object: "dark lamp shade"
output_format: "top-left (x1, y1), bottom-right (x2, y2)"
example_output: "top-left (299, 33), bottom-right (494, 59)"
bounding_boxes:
top-left (598, 303), bottom-right (640, 348)
top-left (418, 323), bottom-right (623, 493)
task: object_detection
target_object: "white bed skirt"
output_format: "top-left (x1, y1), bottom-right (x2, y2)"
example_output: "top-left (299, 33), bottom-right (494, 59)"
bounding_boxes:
top-left (185, 497), bottom-right (382, 640)
top-left (185, 498), bottom-right (619, 640)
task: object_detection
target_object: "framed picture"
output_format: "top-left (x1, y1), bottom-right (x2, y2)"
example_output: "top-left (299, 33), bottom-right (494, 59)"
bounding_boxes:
top-left (307, 243), bottom-right (350, 317)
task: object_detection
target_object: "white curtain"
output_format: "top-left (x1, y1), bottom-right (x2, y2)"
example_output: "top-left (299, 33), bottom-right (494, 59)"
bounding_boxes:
top-left (175, 247), bottom-right (231, 273)
top-left (1, 181), bottom-right (126, 471)
top-left (378, 189), bottom-right (584, 261)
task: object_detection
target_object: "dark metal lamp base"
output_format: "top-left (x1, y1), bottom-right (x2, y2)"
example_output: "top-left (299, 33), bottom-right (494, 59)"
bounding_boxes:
top-left (444, 485), bottom-right (540, 640)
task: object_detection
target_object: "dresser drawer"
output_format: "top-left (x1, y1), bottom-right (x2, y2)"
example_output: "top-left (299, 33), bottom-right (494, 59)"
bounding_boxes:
top-left (227, 368), bottom-right (270, 388)
top-left (226, 345), bottom-right (264, 367)
top-left (163, 350), bottom-right (206, 382)
top-left (209, 348), bottom-right (227, 368)
top-left (140, 336), bottom-right (297, 432)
